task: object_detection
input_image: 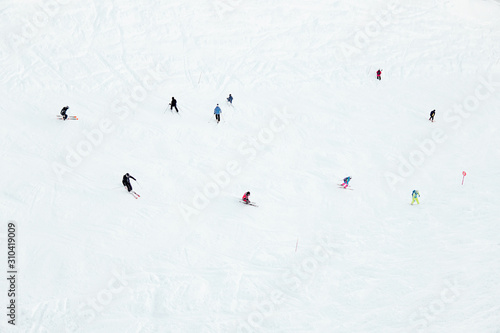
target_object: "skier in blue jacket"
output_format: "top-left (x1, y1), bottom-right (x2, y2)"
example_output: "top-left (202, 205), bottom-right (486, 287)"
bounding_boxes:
top-left (411, 190), bottom-right (420, 205)
top-left (227, 94), bottom-right (233, 104)
top-left (341, 176), bottom-right (351, 189)
top-left (214, 104), bottom-right (221, 123)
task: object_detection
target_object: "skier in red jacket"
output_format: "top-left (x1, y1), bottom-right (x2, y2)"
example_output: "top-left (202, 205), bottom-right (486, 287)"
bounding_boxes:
top-left (376, 69), bottom-right (382, 80)
top-left (242, 191), bottom-right (251, 204)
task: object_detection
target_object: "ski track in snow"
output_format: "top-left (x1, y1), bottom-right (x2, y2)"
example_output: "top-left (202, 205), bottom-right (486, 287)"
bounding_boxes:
top-left (1, 0), bottom-right (500, 332)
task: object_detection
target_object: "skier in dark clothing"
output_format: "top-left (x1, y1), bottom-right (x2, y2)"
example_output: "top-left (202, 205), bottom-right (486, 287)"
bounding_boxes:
top-left (227, 94), bottom-right (233, 104)
top-left (60, 106), bottom-right (69, 120)
top-left (429, 110), bottom-right (435, 122)
top-left (122, 173), bottom-right (136, 192)
top-left (376, 69), bottom-right (382, 81)
top-left (170, 97), bottom-right (178, 112)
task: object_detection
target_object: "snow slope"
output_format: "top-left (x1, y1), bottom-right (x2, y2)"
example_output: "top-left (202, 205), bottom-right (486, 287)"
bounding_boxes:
top-left (0, 0), bottom-right (500, 332)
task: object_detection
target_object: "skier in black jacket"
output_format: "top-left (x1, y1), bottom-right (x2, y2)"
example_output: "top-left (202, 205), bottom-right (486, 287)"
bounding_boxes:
top-left (60, 106), bottom-right (69, 120)
top-left (170, 97), bottom-right (178, 112)
top-left (429, 110), bottom-right (435, 122)
top-left (122, 173), bottom-right (136, 192)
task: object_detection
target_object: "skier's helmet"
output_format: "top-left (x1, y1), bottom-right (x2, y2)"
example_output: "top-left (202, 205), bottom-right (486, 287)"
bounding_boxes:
top-left (247, 191), bottom-right (250, 195)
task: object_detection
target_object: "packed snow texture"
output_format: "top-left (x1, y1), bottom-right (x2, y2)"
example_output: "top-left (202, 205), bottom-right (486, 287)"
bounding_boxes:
top-left (1, 0), bottom-right (500, 332)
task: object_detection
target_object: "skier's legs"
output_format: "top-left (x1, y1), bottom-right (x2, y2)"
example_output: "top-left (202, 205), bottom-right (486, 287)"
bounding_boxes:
top-left (126, 183), bottom-right (132, 192)
top-left (174, 105), bottom-right (178, 112)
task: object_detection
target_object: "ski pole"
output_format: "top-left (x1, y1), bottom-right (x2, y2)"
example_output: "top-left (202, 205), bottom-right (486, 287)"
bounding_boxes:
top-left (165, 104), bottom-right (172, 113)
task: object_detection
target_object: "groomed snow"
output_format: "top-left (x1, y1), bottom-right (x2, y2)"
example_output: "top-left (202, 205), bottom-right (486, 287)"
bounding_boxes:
top-left (0, 0), bottom-right (500, 332)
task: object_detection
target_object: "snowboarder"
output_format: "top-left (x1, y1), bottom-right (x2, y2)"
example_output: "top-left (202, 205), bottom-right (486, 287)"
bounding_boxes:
top-left (242, 191), bottom-right (251, 204)
top-left (376, 69), bottom-right (382, 81)
top-left (122, 173), bottom-right (136, 192)
top-left (411, 190), bottom-right (420, 205)
top-left (429, 110), bottom-right (435, 122)
top-left (340, 176), bottom-right (351, 189)
top-left (214, 104), bottom-right (221, 123)
top-left (60, 106), bottom-right (69, 121)
top-left (170, 97), bottom-right (178, 112)
top-left (227, 94), bottom-right (233, 104)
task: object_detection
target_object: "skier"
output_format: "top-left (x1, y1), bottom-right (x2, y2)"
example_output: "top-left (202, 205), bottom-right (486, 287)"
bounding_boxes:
top-left (411, 190), bottom-right (420, 205)
top-left (214, 104), bottom-right (221, 123)
top-left (60, 106), bottom-right (69, 121)
top-left (429, 110), bottom-right (435, 122)
top-left (242, 191), bottom-right (251, 204)
top-left (227, 94), bottom-right (233, 104)
top-left (340, 176), bottom-right (351, 189)
top-left (170, 97), bottom-right (178, 112)
top-left (122, 173), bottom-right (136, 192)
top-left (376, 69), bottom-right (382, 81)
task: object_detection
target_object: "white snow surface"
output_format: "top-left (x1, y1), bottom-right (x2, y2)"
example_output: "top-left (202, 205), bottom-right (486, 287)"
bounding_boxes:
top-left (1, 0), bottom-right (500, 332)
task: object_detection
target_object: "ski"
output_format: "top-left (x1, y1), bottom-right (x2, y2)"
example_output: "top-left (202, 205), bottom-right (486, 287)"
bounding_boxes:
top-left (240, 200), bottom-right (258, 207)
top-left (337, 185), bottom-right (353, 190)
top-left (130, 191), bottom-right (140, 199)
top-left (56, 116), bottom-right (78, 120)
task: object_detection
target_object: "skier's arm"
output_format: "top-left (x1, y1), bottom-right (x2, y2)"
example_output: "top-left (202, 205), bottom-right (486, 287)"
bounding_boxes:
top-left (130, 176), bottom-right (136, 181)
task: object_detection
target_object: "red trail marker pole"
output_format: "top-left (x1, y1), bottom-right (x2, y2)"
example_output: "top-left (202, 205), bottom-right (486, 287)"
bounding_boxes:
top-left (462, 171), bottom-right (466, 185)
